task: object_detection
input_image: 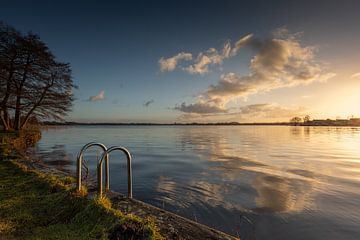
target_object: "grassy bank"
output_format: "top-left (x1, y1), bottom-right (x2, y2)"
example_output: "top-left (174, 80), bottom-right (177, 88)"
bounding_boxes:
top-left (0, 160), bottom-right (162, 240)
top-left (0, 130), bottom-right (162, 240)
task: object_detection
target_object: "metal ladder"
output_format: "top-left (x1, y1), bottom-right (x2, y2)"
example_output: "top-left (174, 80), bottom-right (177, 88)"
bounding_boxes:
top-left (76, 142), bottom-right (132, 198)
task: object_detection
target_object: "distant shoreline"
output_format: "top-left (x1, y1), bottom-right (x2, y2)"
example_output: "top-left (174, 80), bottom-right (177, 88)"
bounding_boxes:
top-left (43, 121), bottom-right (360, 127)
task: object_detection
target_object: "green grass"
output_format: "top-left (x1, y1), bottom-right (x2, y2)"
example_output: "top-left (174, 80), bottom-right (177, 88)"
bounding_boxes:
top-left (0, 159), bottom-right (162, 240)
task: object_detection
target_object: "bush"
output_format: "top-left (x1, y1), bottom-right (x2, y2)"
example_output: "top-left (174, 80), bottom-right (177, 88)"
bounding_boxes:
top-left (0, 126), bottom-right (41, 157)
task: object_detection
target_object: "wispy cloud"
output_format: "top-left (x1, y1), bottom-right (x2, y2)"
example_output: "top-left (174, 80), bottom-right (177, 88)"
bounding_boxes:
top-left (351, 72), bottom-right (360, 78)
top-left (231, 33), bottom-right (253, 56)
top-left (159, 52), bottom-right (192, 72)
top-left (239, 103), bottom-right (306, 118)
top-left (88, 90), bottom-right (105, 101)
top-left (143, 99), bottom-right (154, 107)
top-left (174, 28), bottom-right (335, 114)
top-left (159, 33), bottom-right (253, 75)
top-left (301, 95), bottom-right (313, 99)
top-left (222, 40), bottom-right (232, 58)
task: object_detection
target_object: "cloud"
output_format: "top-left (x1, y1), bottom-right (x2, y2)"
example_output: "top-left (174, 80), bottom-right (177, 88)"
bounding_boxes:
top-left (88, 90), bottom-right (105, 101)
top-left (222, 40), bottom-right (232, 58)
top-left (351, 72), bottom-right (360, 78)
top-left (159, 52), bottom-right (192, 72)
top-left (143, 99), bottom-right (154, 107)
top-left (165, 28), bottom-right (334, 120)
top-left (231, 33), bottom-right (253, 56)
top-left (185, 46), bottom-right (229, 75)
top-left (159, 33), bottom-right (255, 75)
top-left (240, 103), bottom-right (276, 114)
top-left (301, 95), bottom-right (312, 99)
top-left (239, 103), bottom-right (306, 118)
top-left (176, 103), bottom-right (306, 121)
top-left (173, 102), bottom-right (227, 114)
top-left (179, 29), bottom-right (335, 110)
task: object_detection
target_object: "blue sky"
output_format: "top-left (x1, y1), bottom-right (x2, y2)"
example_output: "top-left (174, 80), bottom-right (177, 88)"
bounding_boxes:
top-left (1, 0), bottom-right (360, 122)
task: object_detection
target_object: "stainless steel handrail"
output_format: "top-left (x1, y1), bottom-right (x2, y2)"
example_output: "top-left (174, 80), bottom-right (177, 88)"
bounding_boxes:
top-left (76, 142), bottom-right (109, 191)
top-left (97, 146), bottom-right (132, 198)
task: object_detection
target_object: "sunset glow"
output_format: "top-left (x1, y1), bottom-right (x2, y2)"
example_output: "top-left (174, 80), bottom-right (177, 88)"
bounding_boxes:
top-left (1, 1), bottom-right (359, 123)
top-left (2, 1), bottom-right (360, 240)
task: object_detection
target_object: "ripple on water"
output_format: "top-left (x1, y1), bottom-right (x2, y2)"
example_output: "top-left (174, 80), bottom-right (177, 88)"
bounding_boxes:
top-left (34, 126), bottom-right (360, 240)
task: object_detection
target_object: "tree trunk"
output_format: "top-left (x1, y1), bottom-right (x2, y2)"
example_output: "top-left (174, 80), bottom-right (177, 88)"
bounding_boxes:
top-left (20, 107), bottom-right (35, 129)
top-left (0, 109), bottom-right (11, 131)
top-left (1, 113), bottom-right (9, 131)
top-left (13, 94), bottom-right (21, 130)
top-left (0, 59), bottom-right (15, 131)
top-left (14, 55), bottom-right (30, 131)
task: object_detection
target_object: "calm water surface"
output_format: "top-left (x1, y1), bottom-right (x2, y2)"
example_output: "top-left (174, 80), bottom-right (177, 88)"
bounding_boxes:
top-left (34, 126), bottom-right (360, 239)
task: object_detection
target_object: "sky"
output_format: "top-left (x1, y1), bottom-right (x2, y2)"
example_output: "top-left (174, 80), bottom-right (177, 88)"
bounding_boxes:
top-left (1, 0), bottom-right (360, 123)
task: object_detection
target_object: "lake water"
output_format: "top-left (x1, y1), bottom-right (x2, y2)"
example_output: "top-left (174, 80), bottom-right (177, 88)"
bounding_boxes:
top-left (33, 125), bottom-right (360, 239)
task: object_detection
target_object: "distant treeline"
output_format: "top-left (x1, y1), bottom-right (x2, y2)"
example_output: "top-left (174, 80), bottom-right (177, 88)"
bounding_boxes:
top-left (302, 118), bottom-right (360, 126)
top-left (43, 119), bottom-right (360, 127)
top-left (43, 121), bottom-right (288, 126)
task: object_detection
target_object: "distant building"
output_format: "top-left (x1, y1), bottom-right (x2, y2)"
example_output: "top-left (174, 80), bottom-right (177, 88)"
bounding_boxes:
top-left (304, 118), bottom-right (360, 126)
top-left (309, 119), bottom-right (333, 126)
top-left (335, 119), bottom-right (349, 125)
top-left (350, 118), bottom-right (360, 126)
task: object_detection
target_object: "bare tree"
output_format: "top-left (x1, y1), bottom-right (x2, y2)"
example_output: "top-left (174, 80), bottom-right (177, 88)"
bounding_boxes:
top-left (0, 22), bottom-right (20, 130)
top-left (290, 116), bottom-right (302, 126)
top-left (0, 22), bottom-right (76, 131)
top-left (303, 115), bottom-right (310, 123)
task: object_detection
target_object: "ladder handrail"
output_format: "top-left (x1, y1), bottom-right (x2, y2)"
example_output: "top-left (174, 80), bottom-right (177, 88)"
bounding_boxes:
top-left (97, 146), bottom-right (132, 198)
top-left (76, 142), bottom-right (109, 191)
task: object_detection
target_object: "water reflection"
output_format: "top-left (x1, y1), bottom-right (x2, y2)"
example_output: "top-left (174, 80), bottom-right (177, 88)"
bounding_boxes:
top-left (175, 126), bottom-right (317, 213)
top-left (33, 144), bottom-right (72, 171)
top-left (34, 126), bottom-right (360, 240)
top-left (252, 174), bottom-right (314, 212)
